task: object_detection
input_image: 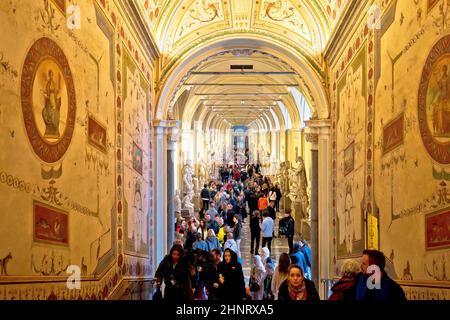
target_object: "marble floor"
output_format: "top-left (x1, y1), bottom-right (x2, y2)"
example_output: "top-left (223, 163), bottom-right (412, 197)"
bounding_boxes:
top-left (239, 212), bottom-right (290, 283)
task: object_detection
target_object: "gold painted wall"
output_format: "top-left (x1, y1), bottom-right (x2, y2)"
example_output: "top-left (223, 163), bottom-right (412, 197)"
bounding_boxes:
top-left (328, 0), bottom-right (450, 297)
top-left (0, 0), bottom-right (156, 299)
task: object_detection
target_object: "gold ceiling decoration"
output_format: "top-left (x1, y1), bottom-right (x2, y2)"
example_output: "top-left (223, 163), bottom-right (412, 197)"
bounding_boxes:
top-left (139, 0), bottom-right (349, 69)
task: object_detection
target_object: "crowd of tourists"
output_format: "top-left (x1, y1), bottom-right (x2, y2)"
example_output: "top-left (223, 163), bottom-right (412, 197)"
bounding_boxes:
top-left (154, 163), bottom-right (406, 301)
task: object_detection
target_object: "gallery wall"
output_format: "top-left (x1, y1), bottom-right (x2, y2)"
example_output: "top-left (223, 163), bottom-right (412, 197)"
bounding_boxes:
top-left (327, 0), bottom-right (450, 299)
top-left (0, 0), bottom-right (156, 299)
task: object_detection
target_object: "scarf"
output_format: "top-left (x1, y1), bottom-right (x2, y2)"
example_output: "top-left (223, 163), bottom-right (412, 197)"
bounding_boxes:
top-left (288, 281), bottom-right (307, 300)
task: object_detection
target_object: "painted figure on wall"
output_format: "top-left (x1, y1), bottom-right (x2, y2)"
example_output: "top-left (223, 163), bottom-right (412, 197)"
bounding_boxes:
top-left (337, 184), bottom-right (363, 257)
top-left (419, 35), bottom-right (450, 165)
top-left (132, 185), bottom-right (145, 253)
top-left (41, 69), bottom-right (62, 139)
top-left (429, 62), bottom-right (450, 137)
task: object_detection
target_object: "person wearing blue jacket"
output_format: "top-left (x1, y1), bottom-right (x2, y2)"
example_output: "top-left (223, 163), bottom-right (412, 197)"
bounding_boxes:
top-left (192, 233), bottom-right (209, 252)
top-left (205, 229), bottom-right (222, 253)
top-left (261, 210), bottom-right (275, 253)
top-left (289, 243), bottom-right (309, 279)
top-left (355, 249), bottom-right (406, 301)
top-left (298, 238), bottom-right (312, 280)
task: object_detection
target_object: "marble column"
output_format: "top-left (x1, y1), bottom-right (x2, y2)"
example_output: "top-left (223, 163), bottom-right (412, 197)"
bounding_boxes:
top-left (166, 123), bottom-right (180, 249)
top-left (306, 132), bottom-right (319, 288)
top-left (152, 123), bottom-right (165, 272)
top-left (305, 119), bottom-right (332, 298)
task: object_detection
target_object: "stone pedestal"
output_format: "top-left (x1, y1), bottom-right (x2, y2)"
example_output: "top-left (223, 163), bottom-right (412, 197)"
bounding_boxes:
top-left (181, 209), bottom-right (192, 219)
top-left (299, 219), bottom-right (311, 241)
top-left (292, 200), bottom-right (303, 234)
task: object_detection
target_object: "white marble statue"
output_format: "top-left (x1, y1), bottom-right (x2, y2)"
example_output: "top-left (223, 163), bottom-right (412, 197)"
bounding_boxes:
top-left (193, 176), bottom-right (199, 195)
top-left (174, 189), bottom-right (182, 214)
top-left (182, 191), bottom-right (194, 215)
top-left (197, 159), bottom-right (207, 188)
top-left (288, 157), bottom-right (310, 220)
top-left (182, 159), bottom-right (194, 195)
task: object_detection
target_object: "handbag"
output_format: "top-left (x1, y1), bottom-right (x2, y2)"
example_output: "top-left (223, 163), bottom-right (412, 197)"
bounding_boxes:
top-left (249, 277), bottom-right (260, 292)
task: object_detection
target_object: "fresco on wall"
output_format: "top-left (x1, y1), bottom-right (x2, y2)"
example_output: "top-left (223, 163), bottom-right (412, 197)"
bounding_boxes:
top-left (123, 48), bottom-right (151, 258)
top-left (21, 37), bottom-right (76, 164)
top-left (418, 35), bottom-right (450, 165)
top-left (344, 141), bottom-right (355, 176)
top-left (88, 115), bottom-right (107, 153)
top-left (34, 201), bottom-right (69, 246)
top-left (383, 113), bottom-right (404, 154)
top-left (426, 207), bottom-right (450, 250)
top-left (336, 44), bottom-right (367, 259)
top-left (133, 142), bottom-right (143, 175)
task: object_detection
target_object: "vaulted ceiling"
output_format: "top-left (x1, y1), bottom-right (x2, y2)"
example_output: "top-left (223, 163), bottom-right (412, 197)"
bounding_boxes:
top-left (138, 0), bottom-right (348, 127)
top-left (140, 0), bottom-right (348, 67)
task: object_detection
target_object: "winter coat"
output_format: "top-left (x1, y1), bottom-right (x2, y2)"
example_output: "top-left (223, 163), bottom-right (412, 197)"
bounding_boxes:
top-left (329, 276), bottom-right (358, 301)
top-left (216, 251), bottom-right (246, 300)
top-left (290, 244), bottom-right (309, 278)
top-left (233, 220), bottom-right (242, 241)
top-left (250, 216), bottom-right (261, 234)
top-left (278, 279), bottom-right (320, 301)
top-left (356, 272), bottom-right (406, 301)
top-left (258, 197), bottom-right (269, 211)
top-left (154, 255), bottom-right (194, 301)
top-left (205, 236), bottom-right (222, 252)
top-left (192, 240), bottom-right (209, 252)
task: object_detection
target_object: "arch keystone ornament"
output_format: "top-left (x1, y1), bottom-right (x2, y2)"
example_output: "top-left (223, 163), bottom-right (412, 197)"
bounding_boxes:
top-left (418, 35), bottom-right (450, 165)
top-left (21, 37), bottom-right (76, 164)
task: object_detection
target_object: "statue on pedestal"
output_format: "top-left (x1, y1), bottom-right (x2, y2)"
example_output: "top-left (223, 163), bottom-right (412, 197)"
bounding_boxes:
top-left (182, 159), bottom-right (194, 195)
top-left (174, 189), bottom-right (182, 214)
top-left (182, 191), bottom-right (194, 215)
top-left (288, 157), bottom-right (310, 220)
top-left (197, 159), bottom-right (207, 188)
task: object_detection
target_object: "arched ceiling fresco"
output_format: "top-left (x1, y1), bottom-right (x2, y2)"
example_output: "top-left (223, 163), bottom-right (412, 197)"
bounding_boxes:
top-left (138, 1), bottom-right (349, 125)
top-left (140, 0), bottom-right (349, 70)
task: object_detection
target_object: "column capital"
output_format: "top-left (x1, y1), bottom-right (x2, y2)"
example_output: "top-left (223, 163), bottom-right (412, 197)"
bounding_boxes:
top-left (305, 133), bottom-right (319, 144)
top-left (305, 119), bottom-right (331, 135)
top-left (167, 126), bottom-right (180, 150)
top-left (153, 120), bottom-right (181, 138)
top-left (153, 119), bottom-right (181, 129)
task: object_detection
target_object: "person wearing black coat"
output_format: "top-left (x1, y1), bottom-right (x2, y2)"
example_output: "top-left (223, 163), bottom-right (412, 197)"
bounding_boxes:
top-left (278, 264), bottom-right (320, 301)
top-left (250, 211), bottom-right (262, 255)
top-left (248, 191), bottom-right (259, 216)
top-left (214, 249), bottom-right (246, 301)
top-left (154, 244), bottom-right (194, 301)
top-left (279, 210), bottom-right (295, 253)
top-left (274, 184), bottom-right (282, 212)
top-left (356, 250), bottom-right (406, 301)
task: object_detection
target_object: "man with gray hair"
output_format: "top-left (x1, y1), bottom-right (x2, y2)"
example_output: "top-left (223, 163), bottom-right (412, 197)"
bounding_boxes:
top-left (328, 259), bottom-right (361, 300)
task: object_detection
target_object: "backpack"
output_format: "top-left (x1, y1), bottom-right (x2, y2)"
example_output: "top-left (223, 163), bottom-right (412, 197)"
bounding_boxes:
top-left (278, 218), bottom-right (288, 236)
top-left (269, 191), bottom-right (277, 201)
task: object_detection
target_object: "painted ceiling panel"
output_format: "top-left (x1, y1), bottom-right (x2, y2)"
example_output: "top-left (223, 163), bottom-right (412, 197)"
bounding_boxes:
top-left (139, 0), bottom-right (349, 55)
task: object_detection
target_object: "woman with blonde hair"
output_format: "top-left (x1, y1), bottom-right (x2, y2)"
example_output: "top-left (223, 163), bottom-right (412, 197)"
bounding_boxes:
top-left (271, 253), bottom-right (291, 300)
top-left (328, 259), bottom-right (361, 301)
